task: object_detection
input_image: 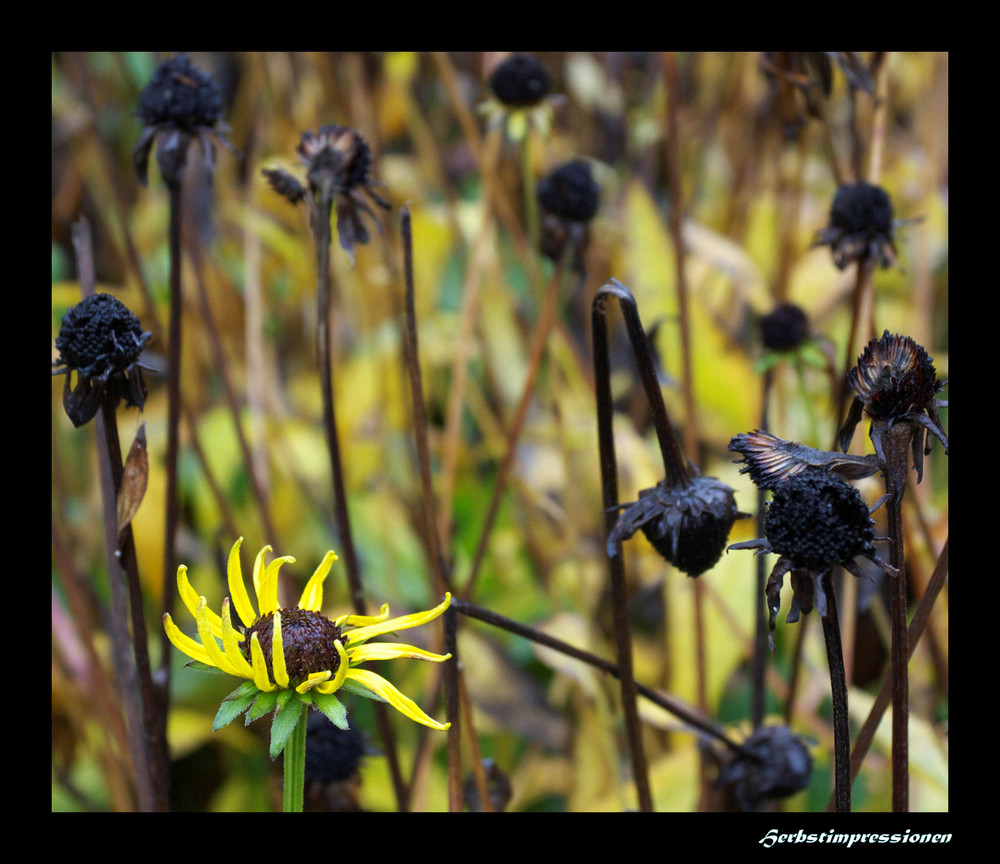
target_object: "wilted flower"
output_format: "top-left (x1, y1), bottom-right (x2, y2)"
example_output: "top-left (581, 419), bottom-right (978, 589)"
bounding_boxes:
top-left (52, 292), bottom-right (153, 427)
top-left (608, 475), bottom-right (745, 578)
top-left (838, 331), bottom-right (948, 481)
top-left (263, 123), bottom-right (390, 264)
top-left (728, 468), bottom-right (892, 650)
top-left (715, 725), bottom-right (813, 811)
top-left (133, 52), bottom-right (234, 187)
top-left (479, 53), bottom-right (565, 142)
top-left (729, 430), bottom-right (878, 490)
top-left (536, 159), bottom-right (600, 270)
top-left (759, 303), bottom-right (810, 353)
top-left (812, 181), bottom-right (898, 270)
top-left (162, 538), bottom-right (452, 750)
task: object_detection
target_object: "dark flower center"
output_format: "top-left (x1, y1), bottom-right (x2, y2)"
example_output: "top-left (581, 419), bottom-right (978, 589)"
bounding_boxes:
top-left (137, 53), bottom-right (222, 129)
top-left (829, 181), bottom-right (893, 237)
top-left (243, 608), bottom-right (343, 685)
top-left (489, 54), bottom-right (552, 107)
top-left (55, 293), bottom-right (150, 377)
top-left (764, 470), bottom-right (874, 570)
top-left (537, 160), bottom-right (600, 222)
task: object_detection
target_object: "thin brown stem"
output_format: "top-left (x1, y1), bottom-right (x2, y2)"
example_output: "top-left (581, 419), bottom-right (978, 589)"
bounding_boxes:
top-left (819, 569), bottom-right (851, 813)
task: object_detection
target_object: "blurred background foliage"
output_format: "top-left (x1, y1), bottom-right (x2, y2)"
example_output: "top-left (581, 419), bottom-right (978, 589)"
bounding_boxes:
top-left (52, 52), bottom-right (947, 812)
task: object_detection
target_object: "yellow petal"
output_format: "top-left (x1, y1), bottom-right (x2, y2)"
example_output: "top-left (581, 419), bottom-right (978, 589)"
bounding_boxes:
top-left (195, 597), bottom-right (241, 676)
top-left (249, 632), bottom-right (275, 692)
top-left (251, 544), bottom-right (273, 606)
top-left (345, 667), bottom-right (450, 731)
top-left (177, 566), bottom-right (223, 638)
top-left (295, 670), bottom-right (332, 694)
top-left (220, 599), bottom-right (254, 678)
top-left (315, 639), bottom-right (350, 695)
top-left (298, 550), bottom-right (338, 612)
top-left (271, 609), bottom-right (289, 687)
top-left (163, 613), bottom-right (213, 666)
top-left (349, 642), bottom-right (452, 664)
top-left (344, 593), bottom-right (451, 646)
top-left (335, 602), bottom-right (390, 629)
top-left (227, 537), bottom-right (258, 629)
top-left (258, 555), bottom-right (294, 617)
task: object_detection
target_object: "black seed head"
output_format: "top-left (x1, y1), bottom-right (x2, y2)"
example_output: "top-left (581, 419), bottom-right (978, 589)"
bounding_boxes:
top-left (610, 476), bottom-right (743, 577)
top-left (54, 293), bottom-right (150, 378)
top-left (764, 470), bottom-right (875, 571)
top-left (848, 330), bottom-right (943, 422)
top-left (489, 53), bottom-right (552, 107)
top-left (137, 53), bottom-right (222, 130)
top-left (537, 160), bottom-right (600, 223)
top-left (305, 713), bottom-right (366, 784)
top-left (716, 725), bottom-right (812, 811)
top-left (759, 303), bottom-right (809, 352)
top-left (829, 181), bottom-right (893, 237)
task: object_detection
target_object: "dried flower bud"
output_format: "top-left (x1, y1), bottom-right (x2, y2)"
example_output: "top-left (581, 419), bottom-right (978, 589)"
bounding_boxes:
top-left (838, 331), bottom-right (948, 479)
top-left (52, 293), bottom-right (152, 427)
top-left (759, 303), bottom-right (809, 352)
top-left (262, 168), bottom-right (306, 205)
top-left (608, 476), bottom-right (744, 577)
top-left (489, 53), bottom-right (552, 107)
top-left (715, 725), bottom-right (812, 811)
top-left (813, 181), bottom-right (897, 270)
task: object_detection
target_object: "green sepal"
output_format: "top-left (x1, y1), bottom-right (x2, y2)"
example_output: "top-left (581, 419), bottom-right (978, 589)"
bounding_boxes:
top-left (225, 680), bottom-right (260, 701)
top-left (186, 660), bottom-right (230, 675)
top-left (340, 679), bottom-right (386, 703)
top-left (312, 691), bottom-right (349, 730)
top-left (269, 695), bottom-right (304, 760)
top-left (214, 687), bottom-right (257, 731)
top-left (246, 689), bottom-right (279, 724)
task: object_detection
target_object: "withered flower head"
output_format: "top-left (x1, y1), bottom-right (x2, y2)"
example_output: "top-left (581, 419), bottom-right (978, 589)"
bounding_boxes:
top-left (838, 331), bottom-right (948, 480)
top-left (264, 124), bottom-right (390, 265)
top-left (52, 293), bottom-right (153, 427)
top-left (537, 159), bottom-right (600, 271)
top-left (759, 303), bottom-right (810, 352)
top-left (813, 181), bottom-right (897, 270)
top-left (489, 53), bottom-right (552, 107)
top-left (729, 430), bottom-right (878, 490)
top-left (728, 468), bottom-right (892, 650)
top-left (133, 52), bottom-right (233, 187)
top-left (608, 475), bottom-right (744, 577)
top-left (715, 725), bottom-right (812, 812)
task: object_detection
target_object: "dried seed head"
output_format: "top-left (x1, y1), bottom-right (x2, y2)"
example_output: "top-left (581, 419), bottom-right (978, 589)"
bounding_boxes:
top-left (242, 608), bottom-right (343, 686)
top-left (262, 168), bottom-right (306, 205)
top-left (609, 476), bottom-right (743, 577)
top-left (813, 181), bottom-right (897, 269)
top-left (53, 293), bottom-right (152, 426)
top-left (759, 303), bottom-right (810, 352)
top-left (715, 725), bottom-right (812, 811)
top-left (305, 712), bottom-right (366, 784)
top-left (489, 53), bottom-right (552, 107)
top-left (764, 470), bottom-right (875, 571)
top-left (537, 159), bottom-right (600, 269)
top-left (137, 53), bottom-right (223, 130)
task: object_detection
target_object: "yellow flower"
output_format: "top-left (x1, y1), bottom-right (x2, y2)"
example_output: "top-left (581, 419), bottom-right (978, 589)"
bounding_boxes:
top-left (163, 537), bottom-right (452, 731)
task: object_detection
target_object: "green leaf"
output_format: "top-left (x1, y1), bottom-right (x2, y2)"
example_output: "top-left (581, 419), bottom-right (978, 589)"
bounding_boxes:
top-left (185, 660), bottom-right (230, 675)
top-left (312, 692), bottom-right (350, 730)
top-left (214, 692), bottom-right (255, 731)
top-left (246, 689), bottom-right (279, 723)
top-left (224, 680), bottom-right (260, 702)
top-left (269, 697), bottom-right (304, 760)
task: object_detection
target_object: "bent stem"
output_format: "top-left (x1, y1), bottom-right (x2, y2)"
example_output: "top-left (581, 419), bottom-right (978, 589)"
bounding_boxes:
top-left (819, 569), bottom-right (851, 813)
top-left (282, 708), bottom-right (308, 813)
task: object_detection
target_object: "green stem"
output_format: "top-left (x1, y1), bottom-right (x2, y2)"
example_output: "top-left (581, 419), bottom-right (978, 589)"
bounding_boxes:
top-left (521, 135), bottom-right (539, 259)
top-left (283, 708), bottom-right (308, 813)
